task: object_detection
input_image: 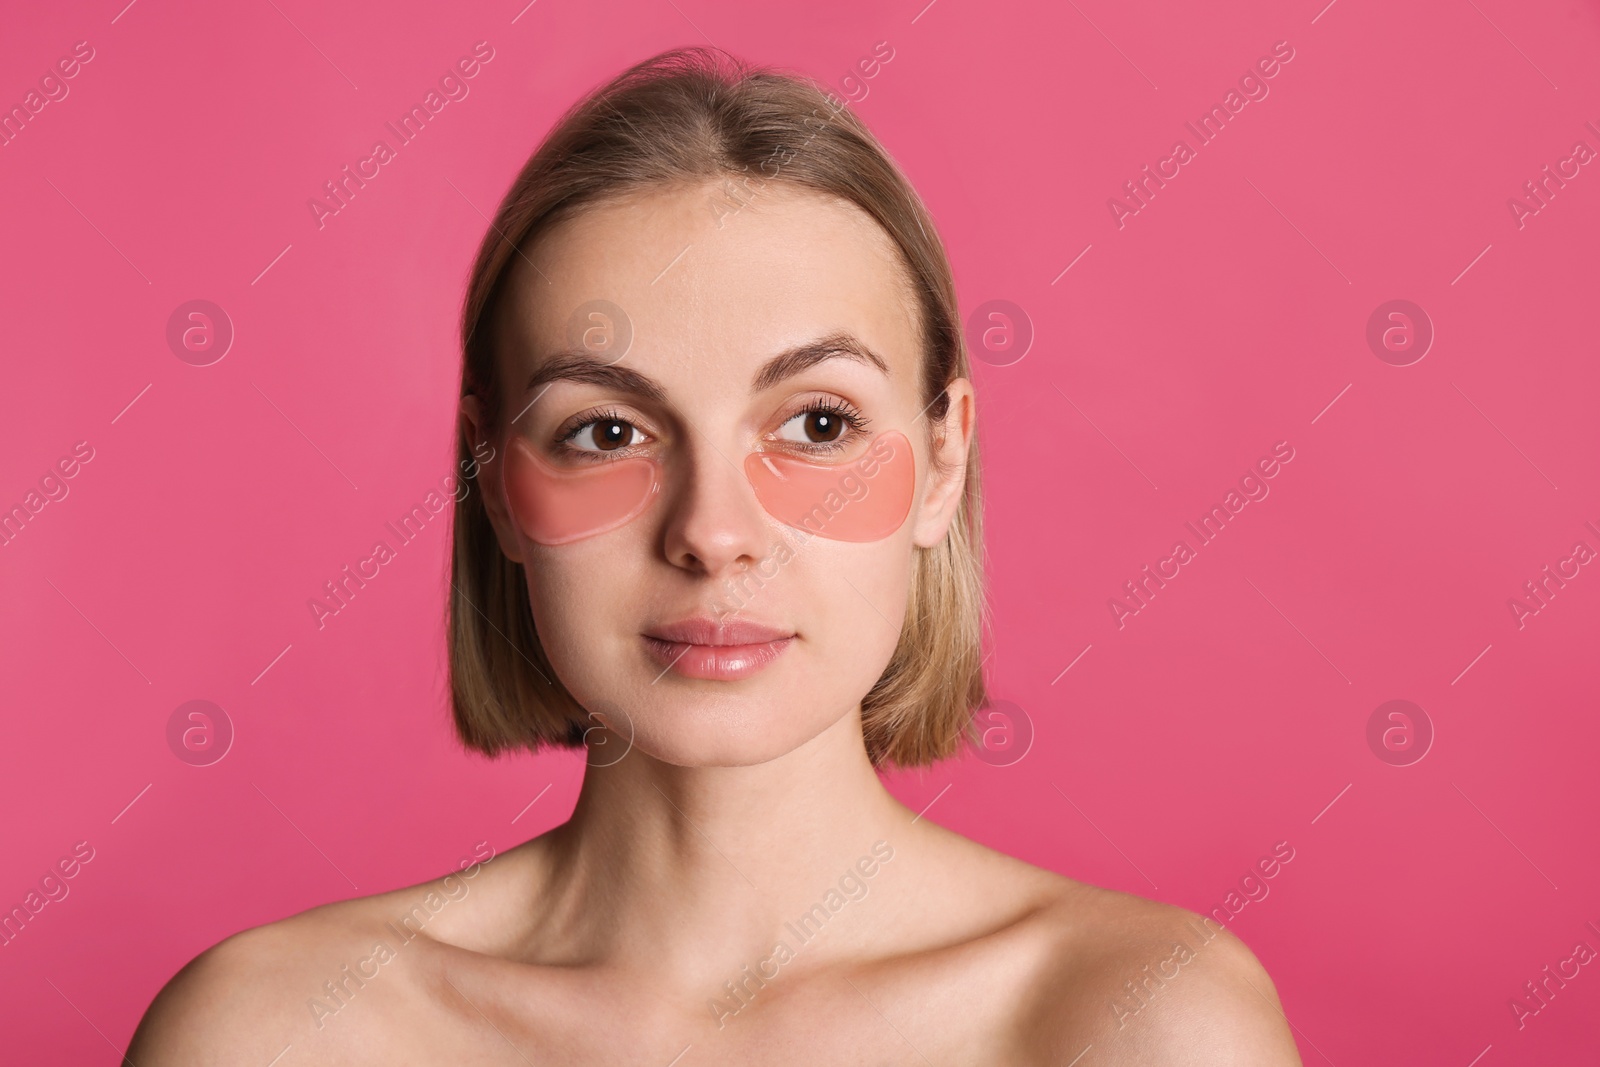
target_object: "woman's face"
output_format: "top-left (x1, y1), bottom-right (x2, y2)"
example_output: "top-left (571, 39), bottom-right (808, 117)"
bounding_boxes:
top-left (470, 181), bottom-right (972, 768)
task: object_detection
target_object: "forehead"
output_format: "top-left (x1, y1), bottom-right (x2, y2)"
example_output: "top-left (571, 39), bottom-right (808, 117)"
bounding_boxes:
top-left (494, 181), bottom-right (922, 386)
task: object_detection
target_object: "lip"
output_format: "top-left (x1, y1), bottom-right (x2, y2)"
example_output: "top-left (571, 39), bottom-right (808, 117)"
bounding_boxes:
top-left (642, 616), bottom-right (796, 681)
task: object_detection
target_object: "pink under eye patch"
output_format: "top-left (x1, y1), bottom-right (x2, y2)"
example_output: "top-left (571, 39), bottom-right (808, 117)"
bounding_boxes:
top-left (745, 430), bottom-right (915, 543)
top-left (501, 435), bottom-right (662, 546)
top-left (501, 428), bottom-right (915, 546)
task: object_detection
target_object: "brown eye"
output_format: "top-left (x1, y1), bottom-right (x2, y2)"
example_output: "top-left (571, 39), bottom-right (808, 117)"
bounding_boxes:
top-left (777, 408), bottom-right (849, 445)
top-left (571, 418), bottom-right (641, 452)
top-left (804, 412), bottom-right (845, 443)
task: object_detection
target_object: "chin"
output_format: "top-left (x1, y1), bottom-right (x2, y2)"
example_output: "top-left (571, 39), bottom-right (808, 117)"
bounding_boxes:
top-left (623, 706), bottom-right (842, 769)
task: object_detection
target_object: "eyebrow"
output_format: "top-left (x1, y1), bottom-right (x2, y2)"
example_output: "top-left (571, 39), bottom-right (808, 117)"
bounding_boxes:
top-left (523, 330), bottom-right (891, 401)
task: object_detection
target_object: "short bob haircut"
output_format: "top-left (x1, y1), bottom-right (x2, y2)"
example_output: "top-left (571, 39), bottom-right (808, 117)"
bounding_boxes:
top-left (448, 45), bottom-right (988, 768)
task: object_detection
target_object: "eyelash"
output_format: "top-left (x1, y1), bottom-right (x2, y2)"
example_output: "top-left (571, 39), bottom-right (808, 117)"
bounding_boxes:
top-left (553, 397), bottom-right (872, 463)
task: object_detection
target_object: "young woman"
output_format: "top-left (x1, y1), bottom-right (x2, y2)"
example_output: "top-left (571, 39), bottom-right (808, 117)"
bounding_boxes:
top-left (129, 47), bottom-right (1301, 1065)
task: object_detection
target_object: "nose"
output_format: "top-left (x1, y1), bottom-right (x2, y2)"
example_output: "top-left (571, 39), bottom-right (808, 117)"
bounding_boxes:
top-left (659, 428), bottom-right (777, 579)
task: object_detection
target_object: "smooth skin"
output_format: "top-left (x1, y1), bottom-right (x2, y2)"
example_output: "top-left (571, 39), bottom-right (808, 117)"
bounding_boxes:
top-left (128, 181), bottom-right (1303, 1065)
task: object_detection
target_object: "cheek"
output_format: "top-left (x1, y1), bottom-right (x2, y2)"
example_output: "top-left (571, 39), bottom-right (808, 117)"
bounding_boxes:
top-left (519, 539), bottom-right (643, 686)
top-left (795, 535), bottom-right (914, 675)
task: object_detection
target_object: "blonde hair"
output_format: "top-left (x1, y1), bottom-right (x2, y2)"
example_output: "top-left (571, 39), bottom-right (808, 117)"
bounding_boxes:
top-left (448, 45), bottom-right (988, 768)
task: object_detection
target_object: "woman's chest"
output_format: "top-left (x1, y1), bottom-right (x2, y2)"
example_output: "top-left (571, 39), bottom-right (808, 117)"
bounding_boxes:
top-left (343, 947), bottom-right (1043, 1066)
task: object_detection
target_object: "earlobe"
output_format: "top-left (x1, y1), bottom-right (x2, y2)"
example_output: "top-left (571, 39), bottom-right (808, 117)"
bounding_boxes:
top-left (910, 380), bottom-right (974, 549)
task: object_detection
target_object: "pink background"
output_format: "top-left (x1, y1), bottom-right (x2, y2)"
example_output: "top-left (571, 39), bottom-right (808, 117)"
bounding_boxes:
top-left (3, 0), bottom-right (1598, 1061)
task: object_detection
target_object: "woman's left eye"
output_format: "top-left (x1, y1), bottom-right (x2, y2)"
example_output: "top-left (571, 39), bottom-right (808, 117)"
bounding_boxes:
top-left (774, 403), bottom-right (867, 448)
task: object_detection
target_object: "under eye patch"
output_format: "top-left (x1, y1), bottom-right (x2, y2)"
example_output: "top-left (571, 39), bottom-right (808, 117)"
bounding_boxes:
top-left (501, 429), bottom-right (914, 546)
top-left (744, 430), bottom-right (914, 543)
top-left (501, 435), bottom-right (663, 545)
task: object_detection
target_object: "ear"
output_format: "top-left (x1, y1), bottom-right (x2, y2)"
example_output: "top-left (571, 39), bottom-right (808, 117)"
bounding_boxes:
top-left (459, 394), bottom-right (526, 564)
top-left (910, 378), bottom-right (975, 549)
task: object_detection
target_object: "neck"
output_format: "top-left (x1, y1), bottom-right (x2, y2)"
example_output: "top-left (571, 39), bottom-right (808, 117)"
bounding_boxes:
top-left (525, 709), bottom-right (917, 988)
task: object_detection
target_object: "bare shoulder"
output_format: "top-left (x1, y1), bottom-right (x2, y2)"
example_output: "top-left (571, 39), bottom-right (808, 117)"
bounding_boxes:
top-left (125, 901), bottom-right (370, 1064)
top-left (126, 841), bottom-right (506, 1065)
top-left (891, 822), bottom-right (1297, 1062)
top-left (1018, 878), bottom-right (1303, 1065)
